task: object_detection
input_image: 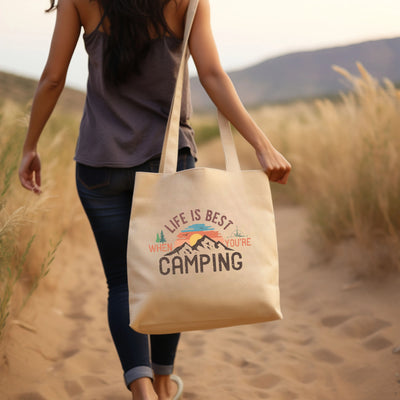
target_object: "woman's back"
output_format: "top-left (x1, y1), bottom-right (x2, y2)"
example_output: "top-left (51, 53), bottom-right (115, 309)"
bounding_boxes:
top-left (73, 0), bottom-right (196, 168)
top-left (76, 30), bottom-right (195, 167)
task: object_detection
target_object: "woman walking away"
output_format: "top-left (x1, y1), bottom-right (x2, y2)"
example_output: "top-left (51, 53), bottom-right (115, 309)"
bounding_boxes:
top-left (19, 0), bottom-right (291, 399)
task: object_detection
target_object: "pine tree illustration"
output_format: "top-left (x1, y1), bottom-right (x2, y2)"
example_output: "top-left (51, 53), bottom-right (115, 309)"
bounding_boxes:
top-left (156, 233), bottom-right (160, 243)
top-left (160, 230), bottom-right (166, 243)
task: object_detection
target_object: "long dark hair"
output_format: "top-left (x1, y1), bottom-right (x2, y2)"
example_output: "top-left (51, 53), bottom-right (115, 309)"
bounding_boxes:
top-left (47, 0), bottom-right (174, 85)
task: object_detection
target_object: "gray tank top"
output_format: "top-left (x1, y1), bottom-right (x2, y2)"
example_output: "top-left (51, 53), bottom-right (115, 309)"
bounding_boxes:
top-left (74, 28), bottom-right (197, 167)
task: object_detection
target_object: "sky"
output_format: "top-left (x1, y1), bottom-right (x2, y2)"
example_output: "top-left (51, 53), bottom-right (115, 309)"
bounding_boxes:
top-left (1, 0), bottom-right (400, 91)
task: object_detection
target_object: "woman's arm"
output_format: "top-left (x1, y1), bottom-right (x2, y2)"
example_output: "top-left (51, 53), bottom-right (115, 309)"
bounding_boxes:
top-left (19, 0), bottom-right (81, 193)
top-left (189, 0), bottom-right (291, 184)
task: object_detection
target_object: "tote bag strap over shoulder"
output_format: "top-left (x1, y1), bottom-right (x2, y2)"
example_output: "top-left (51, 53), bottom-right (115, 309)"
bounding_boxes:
top-left (159, 0), bottom-right (241, 174)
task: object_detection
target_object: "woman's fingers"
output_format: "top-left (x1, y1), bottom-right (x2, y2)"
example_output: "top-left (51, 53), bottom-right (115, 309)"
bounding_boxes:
top-left (34, 168), bottom-right (41, 189)
top-left (19, 152), bottom-right (42, 194)
top-left (267, 165), bottom-right (291, 184)
top-left (20, 172), bottom-right (42, 194)
top-left (274, 169), bottom-right (291, 185)
top-left (261, 151), bottom-right (291, 185)
top-left (256, 145), bottom-right (291, 185)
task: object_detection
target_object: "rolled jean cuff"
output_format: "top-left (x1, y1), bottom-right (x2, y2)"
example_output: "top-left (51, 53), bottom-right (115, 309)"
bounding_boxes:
top-left (124, 366), bottom-right (154, 388)
top-left (152, 362), bottom-right (174, 375)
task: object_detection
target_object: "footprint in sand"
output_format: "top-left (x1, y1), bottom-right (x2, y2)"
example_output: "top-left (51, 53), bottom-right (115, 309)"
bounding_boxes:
top-left (261, 333), bottom-right (281, 343)
top-left (312, 348), bottom-right (344, 364)
top-left (285, 363), bottom-right (317, 384)
top-left (61, 347), bottom-right (80, 359)
top-left (249, 373), bottom-right (282, 389)
top-left (64, 380), bottom-right (84, 397)
top-left (239, 359), bottom-right (260, 375)
top-left (339, 315), bottom-right (391, 339)
top-left (256, 390), bottom-right (271, 399)
top-left (294, 336), bottom-right (313, 346)
top-left (222, 350), bottom-right (233, 363)
top-left (363, 334), bottom-right (393, 351)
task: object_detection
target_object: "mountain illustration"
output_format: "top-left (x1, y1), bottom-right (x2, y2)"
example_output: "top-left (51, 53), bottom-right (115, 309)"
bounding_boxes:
top-left (192, 235), bottom-right (233, 252)
top-left (166, 235), bottom-right (233, 257)
top-left (167, 242), bottom-right (195, 257)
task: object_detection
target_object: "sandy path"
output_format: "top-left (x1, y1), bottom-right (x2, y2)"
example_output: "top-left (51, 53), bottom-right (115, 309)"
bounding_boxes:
top-left (1, 205), bottom-right (399, 399)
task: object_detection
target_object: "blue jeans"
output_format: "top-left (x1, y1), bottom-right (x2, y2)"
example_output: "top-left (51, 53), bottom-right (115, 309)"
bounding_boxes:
top-left (75, 148), bottom-right (195, 388)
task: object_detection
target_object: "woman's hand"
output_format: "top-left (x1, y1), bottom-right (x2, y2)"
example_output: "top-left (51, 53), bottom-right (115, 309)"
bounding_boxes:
top-left (256, 145), bottom-right (291, 185)
top-left (19, 150), bottom-right (42, 194)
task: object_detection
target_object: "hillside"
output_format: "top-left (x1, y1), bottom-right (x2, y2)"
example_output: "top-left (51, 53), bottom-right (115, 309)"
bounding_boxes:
top-left (3, 36), bottom-right (400, 113)
top-left (190, 36), bottom-right (400, 110)
top-left (0, 71), bottom-right (85, 114)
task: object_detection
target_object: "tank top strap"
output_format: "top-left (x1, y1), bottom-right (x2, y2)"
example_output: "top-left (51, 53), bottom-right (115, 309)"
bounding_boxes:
top-left (93, 12), bottom-right (108, 34)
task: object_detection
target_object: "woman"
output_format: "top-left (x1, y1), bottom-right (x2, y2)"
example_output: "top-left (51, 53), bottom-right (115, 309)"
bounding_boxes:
top-left (19, 0), bottom-right (291, 399)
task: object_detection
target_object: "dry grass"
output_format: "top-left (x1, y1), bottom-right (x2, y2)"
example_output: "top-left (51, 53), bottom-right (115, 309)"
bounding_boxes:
top-left (0, 100), bottom-right (81, 339)
top-left (250, 64), bottom-right (400, 275)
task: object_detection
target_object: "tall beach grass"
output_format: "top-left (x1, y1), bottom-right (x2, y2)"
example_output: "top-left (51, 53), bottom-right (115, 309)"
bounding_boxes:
top-left (251, 64), bottom-right (400, 275)
top-left (0, 100), bottom-right (81, 339)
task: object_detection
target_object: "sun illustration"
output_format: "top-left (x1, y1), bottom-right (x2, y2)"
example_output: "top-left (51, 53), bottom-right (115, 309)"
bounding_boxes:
top-left (174, 224), bottom-right (224, 248)
top-left (189, 233), bottom-right (203, 246)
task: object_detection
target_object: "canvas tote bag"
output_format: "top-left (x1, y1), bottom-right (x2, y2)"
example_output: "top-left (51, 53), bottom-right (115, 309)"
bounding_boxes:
top-left (127, 0), bottom-right (282, 334)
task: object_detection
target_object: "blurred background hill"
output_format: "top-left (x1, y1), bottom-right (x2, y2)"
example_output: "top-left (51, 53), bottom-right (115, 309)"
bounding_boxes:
top-left (190, 37), bottom-right (400, 110)
top-left (0, 71), bottom-right (85, 113)
top-left (2, 37), bottom-right (400, 112)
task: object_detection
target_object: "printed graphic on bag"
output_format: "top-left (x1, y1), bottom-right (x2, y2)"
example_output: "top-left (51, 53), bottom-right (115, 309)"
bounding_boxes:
top-left (148, 209), bottom-right (252, 276)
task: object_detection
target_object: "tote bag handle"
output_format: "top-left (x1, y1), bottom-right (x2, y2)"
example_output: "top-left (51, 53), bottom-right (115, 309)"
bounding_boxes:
top-left (159, 0), bottom-right (241, 174)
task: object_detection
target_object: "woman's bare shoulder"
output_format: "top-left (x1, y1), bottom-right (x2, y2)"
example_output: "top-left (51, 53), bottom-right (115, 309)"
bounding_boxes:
top-left (71, 0), bottom-right (103, 33)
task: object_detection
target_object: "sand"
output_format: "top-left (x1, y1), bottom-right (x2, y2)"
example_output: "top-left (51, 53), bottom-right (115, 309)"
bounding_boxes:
top-left (1, 205), bottom-right (399, 400)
